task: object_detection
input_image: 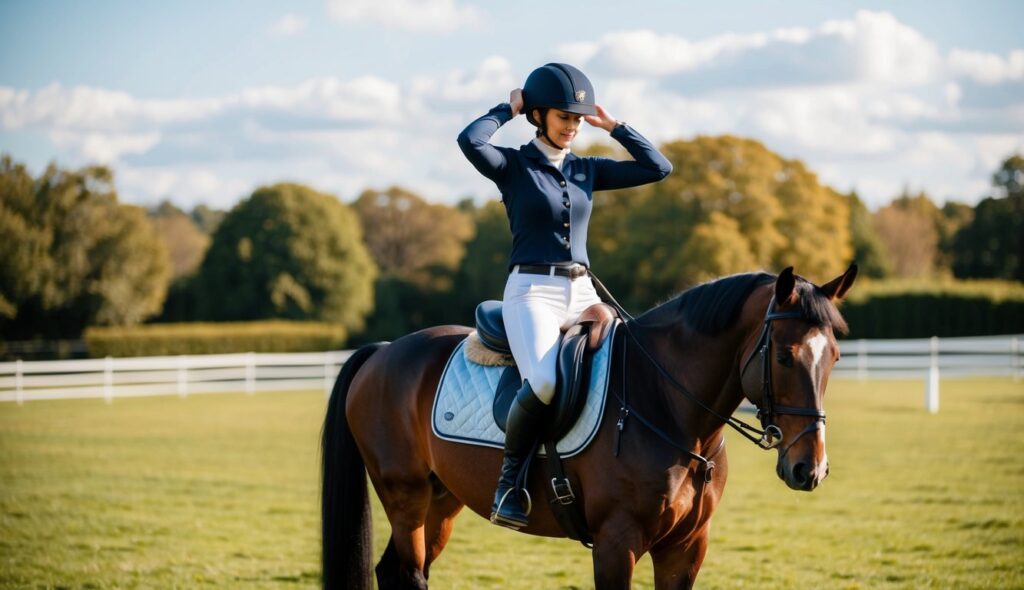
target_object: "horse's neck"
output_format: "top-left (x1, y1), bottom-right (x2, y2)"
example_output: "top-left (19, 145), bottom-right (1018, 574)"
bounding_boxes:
top-left (628, 295), bottom-right (763, 447)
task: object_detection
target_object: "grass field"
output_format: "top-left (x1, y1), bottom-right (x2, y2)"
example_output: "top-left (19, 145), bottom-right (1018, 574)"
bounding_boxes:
top-left (1, 378), bottom-right (1022, 589)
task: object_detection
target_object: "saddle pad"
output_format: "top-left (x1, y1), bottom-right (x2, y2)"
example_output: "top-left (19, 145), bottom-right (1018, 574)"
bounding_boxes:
top-left (431, 324), bottom-right (616, 458)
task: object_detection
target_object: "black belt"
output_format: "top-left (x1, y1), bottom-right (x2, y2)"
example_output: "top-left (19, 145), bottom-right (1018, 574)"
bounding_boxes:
top-left (516, 264), bottom-right (589, 280)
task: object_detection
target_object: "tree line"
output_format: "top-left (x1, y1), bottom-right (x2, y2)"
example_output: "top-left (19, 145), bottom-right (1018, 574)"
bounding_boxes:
top-left (1, 143), bottom-right (1021, 344)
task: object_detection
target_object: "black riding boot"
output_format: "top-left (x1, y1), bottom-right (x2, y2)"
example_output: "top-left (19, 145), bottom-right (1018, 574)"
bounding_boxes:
top-left (490, 381), bottom-right (547, 529)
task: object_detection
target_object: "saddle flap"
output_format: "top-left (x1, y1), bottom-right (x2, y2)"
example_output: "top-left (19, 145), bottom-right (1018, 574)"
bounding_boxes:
top-left (492, 365), bottom-right (523, 432)
top-left (549, 324), bottom-right (591, 439)
top-left (490, 324), bottom-right (593, 442)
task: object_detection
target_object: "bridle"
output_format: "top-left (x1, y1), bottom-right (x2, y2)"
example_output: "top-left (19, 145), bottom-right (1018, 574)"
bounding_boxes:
top-left (739, 296), bottom-right (827, 456)
top-left (589, 272), bottom-right (827, 456)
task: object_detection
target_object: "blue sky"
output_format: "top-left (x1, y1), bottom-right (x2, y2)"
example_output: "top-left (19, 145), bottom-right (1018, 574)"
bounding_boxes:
top-left (2, 0), bottom-right (1022, 210)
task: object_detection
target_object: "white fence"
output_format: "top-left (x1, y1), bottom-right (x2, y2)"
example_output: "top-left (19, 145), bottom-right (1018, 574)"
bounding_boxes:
top-left (0, 351), bottom-right (352, 404)
top-left (833, 334), bottom-right (1023, 381)
top-left (0, 335), bottom-right (1020, 405)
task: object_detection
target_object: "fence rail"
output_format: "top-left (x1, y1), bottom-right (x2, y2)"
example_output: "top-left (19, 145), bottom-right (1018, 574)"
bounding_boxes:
top-left (833, 334), bottom-right (1023, 380)
top-left (0, 335), bottom-right (1020, 405)
top-left (0, 351), bottom-right (352, 404)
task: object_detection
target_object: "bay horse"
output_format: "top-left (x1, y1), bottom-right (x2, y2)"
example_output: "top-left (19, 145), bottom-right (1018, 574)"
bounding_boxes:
top-left (322, 264), bottom-right (857, 589)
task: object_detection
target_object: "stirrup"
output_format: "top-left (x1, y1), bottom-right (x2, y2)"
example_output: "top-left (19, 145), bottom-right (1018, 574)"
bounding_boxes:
top-left (490, 488), bottom-right (532, 528)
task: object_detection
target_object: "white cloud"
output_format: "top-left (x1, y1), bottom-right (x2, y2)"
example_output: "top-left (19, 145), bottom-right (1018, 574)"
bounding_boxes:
top-left (325, 0), bottom-right (484, 33)
top-left (1, 11), bottom-right (1021, 211)
top-left (948, 48), bottom-right (1024, 84)
top-left (562, 10), bottom-right (942, 89)
top-left (50, 130), bottom-right (161, 163)
top-left (0, 83), bottom-right (224, 131)
top-left (410, 56), bottom-right (517, 105)
top-left (269, 13), bottom-right (308, 37)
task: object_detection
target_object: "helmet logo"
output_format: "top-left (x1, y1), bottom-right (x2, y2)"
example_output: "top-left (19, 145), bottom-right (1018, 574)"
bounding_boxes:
top-left (575, 90), bottom-right (586, 102)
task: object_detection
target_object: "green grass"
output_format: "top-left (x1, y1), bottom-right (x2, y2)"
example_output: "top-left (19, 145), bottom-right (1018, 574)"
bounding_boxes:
top-left (1, 379), bottom-right (1022, 589)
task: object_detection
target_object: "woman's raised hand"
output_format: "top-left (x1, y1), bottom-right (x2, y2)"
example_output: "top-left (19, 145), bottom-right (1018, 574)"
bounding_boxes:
top-left (509, 88), bottom-right (524, 116)
top-left (584, 104), bottom-right (618, 132)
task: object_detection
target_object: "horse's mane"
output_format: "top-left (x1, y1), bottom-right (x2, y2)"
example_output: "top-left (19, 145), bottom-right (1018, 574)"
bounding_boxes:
top-left (637, 271), bottom-right (848, 335)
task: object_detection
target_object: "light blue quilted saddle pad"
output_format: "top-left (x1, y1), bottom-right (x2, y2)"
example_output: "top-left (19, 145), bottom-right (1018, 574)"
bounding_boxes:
top-left (431, 324), bottom-right (616, 458)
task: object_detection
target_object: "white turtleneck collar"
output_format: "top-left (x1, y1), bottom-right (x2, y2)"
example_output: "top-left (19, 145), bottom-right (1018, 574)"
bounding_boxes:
top-left (531, 137), bottom-right (571, 169)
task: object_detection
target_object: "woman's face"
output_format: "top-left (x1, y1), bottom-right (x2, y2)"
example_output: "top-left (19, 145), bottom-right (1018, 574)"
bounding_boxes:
top-left (537, 108), bottom-right (583, 149)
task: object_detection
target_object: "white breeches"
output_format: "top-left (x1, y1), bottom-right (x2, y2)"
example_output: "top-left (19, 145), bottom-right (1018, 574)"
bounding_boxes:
top-left (502, 266), bottom-right (603, 405)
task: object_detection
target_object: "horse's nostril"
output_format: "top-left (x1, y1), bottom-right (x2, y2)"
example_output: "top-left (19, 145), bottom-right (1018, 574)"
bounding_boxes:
top-left (792, 462), bottom-right (809, 485)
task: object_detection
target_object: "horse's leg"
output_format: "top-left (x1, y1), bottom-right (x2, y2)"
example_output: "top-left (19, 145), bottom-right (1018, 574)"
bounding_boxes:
top-left (591, 515), bottom-right (644, 590)
top-left (372, 475), bottom-right (432, 590)
top-left (374, 478), bottom-right (461, 587)
top-left (650, 523), bottom-right (711, 590)
top-left (423, 480), bottom-right (464, 579)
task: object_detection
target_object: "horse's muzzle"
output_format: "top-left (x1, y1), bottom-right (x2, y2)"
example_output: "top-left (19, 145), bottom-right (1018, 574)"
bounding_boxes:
top-left (778, 456), bottom-right (829, 491)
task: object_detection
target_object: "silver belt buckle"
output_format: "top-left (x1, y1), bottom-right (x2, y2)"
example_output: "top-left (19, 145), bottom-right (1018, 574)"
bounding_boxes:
top-left (568, 264), bottom-right (586, 280)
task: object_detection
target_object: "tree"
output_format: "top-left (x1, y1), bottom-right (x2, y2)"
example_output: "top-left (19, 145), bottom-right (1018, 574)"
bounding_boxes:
top-left (351, 186), bottom-right (473, 290)
top-left (452, 199), bottom-right (513, 318)
top-left (846, 191), bottom-right (891, 278)
top-left (0, 155), bottom-right (170, 338)
top-left (675, 211), bottom-right (758, 284)
top-left (195, 183), bottom-right (377, 333)
top-left (872, 191), bottom-right (945, 278)
top-left (149, 200), bottom-right (210, 281)
top-left (953, 154), bottom-right (1024, 281)
top-left (589, 135), bottom-right (852, 311)
top-left (190, 204), bottom-right (225, 234)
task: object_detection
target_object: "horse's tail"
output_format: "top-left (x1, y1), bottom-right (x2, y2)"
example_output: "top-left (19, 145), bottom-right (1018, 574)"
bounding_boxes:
top-left (321, 342), bottom-right (387, 590)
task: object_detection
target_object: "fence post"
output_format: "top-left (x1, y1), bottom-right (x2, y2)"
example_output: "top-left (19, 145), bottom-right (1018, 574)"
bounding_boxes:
top-left (1013, 337), bottom-right (1021, 383)
top-left (857, 339), bottom-right (868, 382)
top-left (15, 359), bottom-right (23, 405)
top-left (104, 356), bottom-right (114, 404)
top-left (324, 353), bottom-right (332, 399)
top-left (177, 355), bottom-right (188, 398)
top-left (925, 336), bottom-right (939, 414)
top-left (246, 352), bottom-right (256, 395)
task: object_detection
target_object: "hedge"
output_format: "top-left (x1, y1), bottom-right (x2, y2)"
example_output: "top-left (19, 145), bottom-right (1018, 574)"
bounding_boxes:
top-left (838, 279), bottom-right (1024, 339)
top-left (84, 321), bottom-right (348, 357)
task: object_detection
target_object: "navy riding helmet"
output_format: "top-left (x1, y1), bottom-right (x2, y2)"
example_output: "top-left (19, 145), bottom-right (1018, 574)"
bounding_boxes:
top-left (522, 63), bottom-right (597, 128)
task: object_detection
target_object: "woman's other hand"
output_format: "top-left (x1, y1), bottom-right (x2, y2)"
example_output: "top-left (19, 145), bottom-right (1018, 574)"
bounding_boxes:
top-left (509, 88), bottom-right (524, 116)
top-left (584, 104), bottom-right (618, 132)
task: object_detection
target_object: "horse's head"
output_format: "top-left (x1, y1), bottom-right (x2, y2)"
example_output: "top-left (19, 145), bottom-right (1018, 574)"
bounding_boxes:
top-left (740, 264), bottom-right (857, 491)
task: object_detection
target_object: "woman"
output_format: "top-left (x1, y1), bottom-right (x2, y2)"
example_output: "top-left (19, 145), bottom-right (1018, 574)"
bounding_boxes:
top-left (457, 63), bottom-right (673, 529)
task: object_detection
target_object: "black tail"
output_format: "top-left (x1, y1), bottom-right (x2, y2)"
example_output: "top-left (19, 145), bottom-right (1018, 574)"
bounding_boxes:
top-left (321, 342), bottom-right (388, 590)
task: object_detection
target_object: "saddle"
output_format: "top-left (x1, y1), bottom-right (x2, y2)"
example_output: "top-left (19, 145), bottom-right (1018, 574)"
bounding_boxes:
top-left (473, 300), bottom-right (618, 442)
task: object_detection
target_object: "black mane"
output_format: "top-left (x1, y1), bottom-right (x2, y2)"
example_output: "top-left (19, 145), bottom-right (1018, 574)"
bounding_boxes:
top-left (637, 271), bottom-right (848, 335)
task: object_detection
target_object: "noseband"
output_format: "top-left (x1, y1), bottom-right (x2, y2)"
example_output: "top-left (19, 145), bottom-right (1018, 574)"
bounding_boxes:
top-left (740, 296), bottom-right (827, 454)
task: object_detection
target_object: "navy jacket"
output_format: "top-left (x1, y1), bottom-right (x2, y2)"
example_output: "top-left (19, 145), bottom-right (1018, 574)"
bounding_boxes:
top-left (458, 103), bottom-right (672, 269)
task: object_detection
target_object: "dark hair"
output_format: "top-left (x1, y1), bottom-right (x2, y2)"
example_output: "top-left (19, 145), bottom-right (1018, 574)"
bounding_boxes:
top-left (530, 107), bottom-right (549, 136)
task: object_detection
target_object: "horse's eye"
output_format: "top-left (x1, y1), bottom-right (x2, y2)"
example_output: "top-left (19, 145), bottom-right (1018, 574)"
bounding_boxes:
top-left (776, 351), bottom-right (794, 368)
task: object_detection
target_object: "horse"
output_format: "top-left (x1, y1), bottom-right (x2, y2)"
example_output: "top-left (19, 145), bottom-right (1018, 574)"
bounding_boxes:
top-left (321, 264), bottom-right (857, 589)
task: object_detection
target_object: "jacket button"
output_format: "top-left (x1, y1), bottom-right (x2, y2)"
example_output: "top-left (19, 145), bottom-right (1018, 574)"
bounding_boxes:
top-left (563, 242), bottom-right (571, 250)
top-left (563, 223), bottom-right (569, 228)
top-left (559, 180), bottom-right (566, 187)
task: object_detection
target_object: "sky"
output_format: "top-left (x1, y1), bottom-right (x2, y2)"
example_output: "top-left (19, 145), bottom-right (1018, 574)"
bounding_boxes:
top-left (1, 0), bottom-right (1022, 211)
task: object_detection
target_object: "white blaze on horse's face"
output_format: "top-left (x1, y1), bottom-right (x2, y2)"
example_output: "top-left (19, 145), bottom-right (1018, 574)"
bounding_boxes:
top-left (807, 332), bottom-right (828, 371)
top-left (800, 328), bottom-right (834, 396)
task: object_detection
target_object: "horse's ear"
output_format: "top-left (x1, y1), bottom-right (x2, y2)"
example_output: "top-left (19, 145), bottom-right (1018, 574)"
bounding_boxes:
top-left (775, 267), bottom-right (797, 306)
top-left (820, 262), bottom-right (858, 300)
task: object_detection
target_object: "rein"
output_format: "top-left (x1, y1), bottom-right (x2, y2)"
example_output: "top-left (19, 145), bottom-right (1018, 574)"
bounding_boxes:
top-left (589, 272), bottom-right (822, 453)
